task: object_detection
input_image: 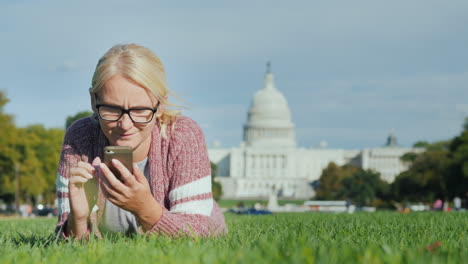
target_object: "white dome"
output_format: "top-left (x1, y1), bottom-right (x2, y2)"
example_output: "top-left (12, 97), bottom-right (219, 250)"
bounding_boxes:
top-left (248, 73), bottom-right (293, 128)
top-left (243, 66), bottom-right (296, 148)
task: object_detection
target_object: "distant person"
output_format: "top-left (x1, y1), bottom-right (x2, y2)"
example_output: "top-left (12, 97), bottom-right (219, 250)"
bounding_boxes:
top-left (453, 197), bottom-right (461, 211)
top-left (19, 204), bottom-right (27, 218)
top-left (433, 199), bottom-right (443, 211)
top-left (443, 200), bottom-right (450, 212)
top-left (26, 204), bottom-right (32, 217)
top-left (55, 44), bottom-right (227, 239)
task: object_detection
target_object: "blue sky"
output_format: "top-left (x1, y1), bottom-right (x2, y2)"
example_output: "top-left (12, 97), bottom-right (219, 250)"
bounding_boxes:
top-left (1, 0), bottom-right (467, 149)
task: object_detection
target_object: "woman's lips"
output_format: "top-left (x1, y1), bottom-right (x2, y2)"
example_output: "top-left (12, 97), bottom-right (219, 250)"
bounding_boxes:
top-left (119, 132), bottom-right (135, 138)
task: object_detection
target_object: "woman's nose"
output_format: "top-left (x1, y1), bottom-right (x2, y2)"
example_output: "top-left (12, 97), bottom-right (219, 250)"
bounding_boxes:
top-left (118, 113), bottom-right (134, 130)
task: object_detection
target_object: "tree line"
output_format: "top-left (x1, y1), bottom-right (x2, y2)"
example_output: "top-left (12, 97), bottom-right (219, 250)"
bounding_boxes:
top-left (315, 118), bottom-right (468, 207)
top-left (0, 91), bottom-right (66, 205)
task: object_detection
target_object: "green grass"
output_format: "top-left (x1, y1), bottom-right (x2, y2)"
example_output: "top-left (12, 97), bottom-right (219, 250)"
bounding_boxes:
top-left (0, 212), bottom-right (467, 263)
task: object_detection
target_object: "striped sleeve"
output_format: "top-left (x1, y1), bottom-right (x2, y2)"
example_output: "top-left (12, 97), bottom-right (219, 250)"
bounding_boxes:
top-left (168, 175), bottom-right (213, 216)
top-left (54, 118), bottom-right (92, 238)
top-left (147, 118), bottom-right (227, 236)
top-left (54, 147), bottom-right (78, 237)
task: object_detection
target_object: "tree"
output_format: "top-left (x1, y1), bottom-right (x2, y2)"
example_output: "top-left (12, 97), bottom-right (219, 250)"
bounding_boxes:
top-left (413, 140), bottom-right (451, 151)
top-left (392, 149), bottom-right (449, 202)
top-left (0, 91), bottom-right (18, 202)
top-left (14, 127), bottom-right (45, 203)
top-left (21, 125), bottom-right (64, 203)
top-left (392, 116), bottom-right (468, 202)
top-left (0, 125), bottom-right (65, 204)
top-left (400, 152), bottom-right (418, 163)
top-left (445, 129), bottom-right (468, 197)
top-left (211, 162), bottom-right (223, 201)
top-left (338, 169), bottom-right (387, 206)
top-left (66, 111), bottom-right (93, 129)
top-left (315, 162), bottom-right (357, 200)
top-left (413, 141), bottom-right (430, 148)
top-left (0, 91), bottom-right (66, 204)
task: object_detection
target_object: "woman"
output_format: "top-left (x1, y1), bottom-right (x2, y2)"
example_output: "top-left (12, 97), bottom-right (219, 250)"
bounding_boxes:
top-left (55, 44), bottom-right (227, 239)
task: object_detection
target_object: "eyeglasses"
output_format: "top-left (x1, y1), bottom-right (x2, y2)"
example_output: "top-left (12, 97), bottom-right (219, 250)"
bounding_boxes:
top-left (95, 103), bottom-right (159, 124)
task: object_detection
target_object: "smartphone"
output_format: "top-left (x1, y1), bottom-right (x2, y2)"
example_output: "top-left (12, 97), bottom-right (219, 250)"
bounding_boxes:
top-left (103, 146), bottom-right (133, 182)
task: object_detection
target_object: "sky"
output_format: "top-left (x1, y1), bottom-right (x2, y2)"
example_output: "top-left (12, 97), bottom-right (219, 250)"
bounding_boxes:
top-left (1, 0), bottom-right (468, 149)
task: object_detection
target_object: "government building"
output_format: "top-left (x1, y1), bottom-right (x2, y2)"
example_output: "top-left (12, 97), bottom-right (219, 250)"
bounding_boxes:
top-left (208, 66), bottom-right (423, 199)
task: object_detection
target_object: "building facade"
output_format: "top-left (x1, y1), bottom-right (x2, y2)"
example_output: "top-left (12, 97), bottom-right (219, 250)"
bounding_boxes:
top-left (208, 66), bottom-right (423, 199)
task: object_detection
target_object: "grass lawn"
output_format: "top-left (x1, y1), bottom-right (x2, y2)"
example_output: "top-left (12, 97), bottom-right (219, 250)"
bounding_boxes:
top-left (0, 212), bottom-right (466, 263)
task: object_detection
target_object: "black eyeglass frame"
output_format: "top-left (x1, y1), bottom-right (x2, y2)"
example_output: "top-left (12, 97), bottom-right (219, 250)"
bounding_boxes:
top-left (95, 103), bottom-right (160, 124)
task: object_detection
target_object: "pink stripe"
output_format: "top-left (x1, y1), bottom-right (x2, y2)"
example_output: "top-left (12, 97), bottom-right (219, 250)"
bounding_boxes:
top-left (170, 192), bottom-right (212, 207)
top-left (57, 192), bottom-right (69, 198)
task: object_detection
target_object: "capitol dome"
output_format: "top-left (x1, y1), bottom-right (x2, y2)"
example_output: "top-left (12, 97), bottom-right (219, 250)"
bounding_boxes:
top-left (243, 64), bottom-right (296, 148)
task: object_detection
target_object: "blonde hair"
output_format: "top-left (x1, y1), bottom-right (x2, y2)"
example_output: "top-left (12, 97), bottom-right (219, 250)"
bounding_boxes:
top-left (90, 43), bottom-right (181, 138)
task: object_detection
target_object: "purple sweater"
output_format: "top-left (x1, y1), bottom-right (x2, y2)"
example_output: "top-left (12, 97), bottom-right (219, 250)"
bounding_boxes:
top-left (55, 116), bottom-right (227, 237)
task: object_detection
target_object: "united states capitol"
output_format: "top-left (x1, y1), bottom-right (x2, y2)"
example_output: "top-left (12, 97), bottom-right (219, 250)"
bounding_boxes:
top-left (208, 65), bottom-right (423, 199)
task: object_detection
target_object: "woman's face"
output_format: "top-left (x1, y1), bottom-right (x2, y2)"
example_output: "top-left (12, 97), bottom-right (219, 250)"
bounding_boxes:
top-left (97, 74), bottom-right (159, 158)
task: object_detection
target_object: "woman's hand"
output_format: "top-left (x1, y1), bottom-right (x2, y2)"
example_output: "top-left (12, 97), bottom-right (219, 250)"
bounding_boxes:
top-left (99, 159), bottom-right (162, 230)
top-left (67, 157), bottom-right (100, 237)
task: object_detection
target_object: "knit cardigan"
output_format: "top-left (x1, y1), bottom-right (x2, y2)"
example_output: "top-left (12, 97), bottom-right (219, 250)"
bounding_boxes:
top-left (55, 116), bottom-right (227, 237)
